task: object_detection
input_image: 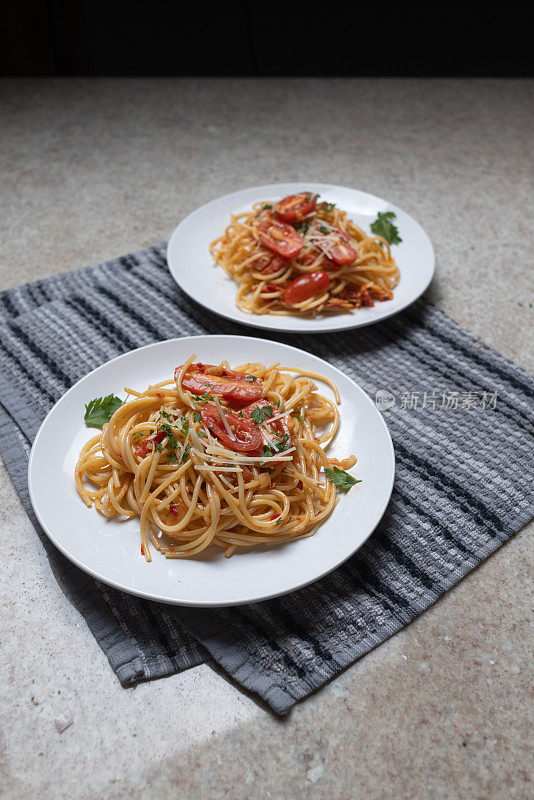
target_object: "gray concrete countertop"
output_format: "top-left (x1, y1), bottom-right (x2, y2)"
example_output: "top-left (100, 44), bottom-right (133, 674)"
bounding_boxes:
top-left (0, 78), bottom-right (532, 800)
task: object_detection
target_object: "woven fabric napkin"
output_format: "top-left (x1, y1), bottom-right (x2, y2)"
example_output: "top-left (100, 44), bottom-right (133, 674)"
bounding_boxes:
top-left (0, 244), bottom-right (532, 714)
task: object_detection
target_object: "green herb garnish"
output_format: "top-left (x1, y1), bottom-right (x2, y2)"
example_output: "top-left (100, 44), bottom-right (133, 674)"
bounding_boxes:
top-left (263, 203), bottom-right (273, 210)
top-left (251, 405), bottom-right (273, 425)
top-left (370, 211), bottom-right (402, 245)
top-left (323, 202), bottom-right (336, 212)
top-left (324, 466), bottom-right (361, 493)
top-left (243, 375), bottom-right (257, 382)
top-left (319, 225), bottom-right (330, 234)
top-left (193, 411), bottom-right (202, 424)
top-left (181, 444), bottom-right (191, 463)
top-left (274, 434), bottom-right (290, 453)
top-left (84, 394), bottom-right (123, 428)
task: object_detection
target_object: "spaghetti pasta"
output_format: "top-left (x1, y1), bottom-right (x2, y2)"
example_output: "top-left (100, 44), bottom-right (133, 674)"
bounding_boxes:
top-left (210, 192), bottom-right (400, 317)
top-left (75, 357), bottom-right (358, 560)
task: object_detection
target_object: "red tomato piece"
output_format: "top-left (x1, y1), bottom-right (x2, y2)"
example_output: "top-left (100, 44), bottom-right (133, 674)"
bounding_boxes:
top-left (260, 284), bottom-right (280, 294)
top-left (274, 193), bottom-right (317, 223)
top-left (134, 431), bottom-right (165, 457)
top-left (299, 252), bottom-right (321, 266)
top-left (257, 218), bottom-right (304, 259)
top-left (249, 254), bottom-right (287, 275)
top-left (200, 404), bottom-right (262, 453)
top-left (327, 230), bottom-right (358, 266)
top-left (175, 363), bottom-right (262, 408)
top-left (283, 271), bottom-right (330, 305)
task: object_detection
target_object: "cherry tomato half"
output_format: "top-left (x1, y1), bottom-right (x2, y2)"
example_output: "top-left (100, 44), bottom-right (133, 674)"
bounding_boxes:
top-left (283, 271), bottom-right (330, 305)
top-left (274, 193), bottom-right (317, 223)
top-left (175, 363), bottom-right (262, 408)
top-left (200, 404), bottom-right (262, 453)
top-left (257, 218), bottom-right (304, 259)
top-left (326, 229), bottom-right (358, 266)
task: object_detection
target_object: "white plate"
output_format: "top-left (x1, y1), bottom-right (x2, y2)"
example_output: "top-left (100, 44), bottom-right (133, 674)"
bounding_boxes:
top-left (28, 336), bottom-right (394, 606)
top-left (167, 182), bottom-right (434, 334)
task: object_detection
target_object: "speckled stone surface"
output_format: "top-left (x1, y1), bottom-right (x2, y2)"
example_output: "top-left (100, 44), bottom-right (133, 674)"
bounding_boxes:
top-left (0, 78), bottom-right (532, 800)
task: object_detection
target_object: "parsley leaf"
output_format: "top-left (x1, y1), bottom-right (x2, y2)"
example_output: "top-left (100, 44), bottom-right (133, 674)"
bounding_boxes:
top-left (194, 392), bottom-right (215, 402)
top-left (370, 211), bottom-right (402, 245)
top-left (323, 202), bottom-right (336, 212)
top-left (181, 444), bottom-right (191, 463)
top-left (84, 394), bottom-right (122, 428)
top-left (251, 405), bottom-right (273, 425)
top-left (263, 203), bottom-right (273, 210)
top-left (193, 411), bottom-right (202, 424)
top-left (324, 466), bottom-right (361, 493)
top-left (319, 225), bottom-right (330, 234)
top-left (274, 434), bottom-right (290, 453)
top-left (243, 375), bottom-right (257, 382)
top-left (259, 444), bottom-right (275, 466)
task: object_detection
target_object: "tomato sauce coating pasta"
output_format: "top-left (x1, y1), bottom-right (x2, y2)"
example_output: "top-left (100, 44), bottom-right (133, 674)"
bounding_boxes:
top-left (75, 357), bottom-right (357, 560)
top-left (210, 192), bottom-right (400, 317)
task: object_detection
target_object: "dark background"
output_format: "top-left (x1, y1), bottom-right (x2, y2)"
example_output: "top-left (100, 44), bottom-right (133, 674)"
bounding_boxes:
top-left (1, 0), bottom-right (532, 77)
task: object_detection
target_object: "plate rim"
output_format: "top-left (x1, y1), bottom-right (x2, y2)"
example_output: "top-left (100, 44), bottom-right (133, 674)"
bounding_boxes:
top-left (167, 181), bottom-right (435, 334)
top-left (28, 334), bottom-right (395, 607)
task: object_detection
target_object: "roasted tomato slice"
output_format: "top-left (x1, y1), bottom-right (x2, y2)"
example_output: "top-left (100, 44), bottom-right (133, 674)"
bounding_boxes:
top-left (200, 404), bottom-right (262, 453)
top-left (257, 218), bottom-right (304, 259)
top-left (175, 363), bottom-right (262, 408)
top-left (243, 399), bottom-right (289, 437)
top-left (284, 270), bottom-right (330, 305)
top-left (274, 193), bottom-right (317, 223)
top-left (248, 254), bottom-right (287, 275)
top-left (326, 229), bottom-right (358, 266)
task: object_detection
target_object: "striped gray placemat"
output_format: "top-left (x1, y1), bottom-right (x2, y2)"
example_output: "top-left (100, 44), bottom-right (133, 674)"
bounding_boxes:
top-left (0, 244), bottom-right (532, 714)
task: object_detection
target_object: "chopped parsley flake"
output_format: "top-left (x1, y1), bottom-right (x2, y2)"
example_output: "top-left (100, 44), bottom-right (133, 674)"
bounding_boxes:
top-left (251, 405), bottom-right (273, 425)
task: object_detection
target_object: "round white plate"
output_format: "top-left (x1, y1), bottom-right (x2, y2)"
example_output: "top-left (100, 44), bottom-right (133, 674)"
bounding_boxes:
top-left (167, 182), bottom-right (434, 334)
top-left (28, 336), bottom-right (394, 606)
